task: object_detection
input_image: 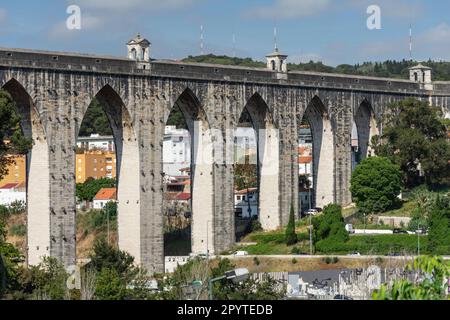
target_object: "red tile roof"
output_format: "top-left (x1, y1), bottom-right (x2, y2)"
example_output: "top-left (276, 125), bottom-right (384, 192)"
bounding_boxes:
top-left (299, 156), bottom-right (313, 164)
top-left (0, 183), bottom-right (18, 190)
top-left (235, 188), bottom-right (258, 195)
top-left (94, 188), bottom-right (117, 201)
top-left (165, 192), bottom-right (191, 201)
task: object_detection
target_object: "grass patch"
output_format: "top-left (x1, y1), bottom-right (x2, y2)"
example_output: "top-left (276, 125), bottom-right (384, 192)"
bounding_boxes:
top-left (9, 224), bottom-right (26, 237)
top-left (378, 200), bottom-right (417, 217)
top-left (242, 231), bottom-right (310, 255)
top-left (315, 234), bottom-right (429, 255)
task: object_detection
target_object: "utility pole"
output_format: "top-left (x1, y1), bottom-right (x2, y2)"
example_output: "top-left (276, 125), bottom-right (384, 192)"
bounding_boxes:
top-left (308, 177), bottom-right (313, 255)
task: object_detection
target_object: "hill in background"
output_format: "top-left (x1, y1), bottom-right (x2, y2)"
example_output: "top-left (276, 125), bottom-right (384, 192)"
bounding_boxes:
top-left (183, 54), bottom-right (450, 81)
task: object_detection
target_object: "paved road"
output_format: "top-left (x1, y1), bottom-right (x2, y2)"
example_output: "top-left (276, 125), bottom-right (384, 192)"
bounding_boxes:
top-left (218, 254), bottom-right (450, 260)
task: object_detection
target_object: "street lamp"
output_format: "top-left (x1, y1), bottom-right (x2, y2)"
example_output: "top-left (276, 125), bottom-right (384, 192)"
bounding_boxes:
top-left (417, 223), bottom-right (421, 256)
top-left (208, 268), bottom-right (249, 300)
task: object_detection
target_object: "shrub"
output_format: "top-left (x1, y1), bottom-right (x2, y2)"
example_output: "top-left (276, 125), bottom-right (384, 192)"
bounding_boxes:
top-left (9, 224), bottom-right (26, 237)
top-left (291, 258), bottom-right (298, 264)
top-left (253, 257), bottom-right (260, 266)
top-left (312, 204), bottom-right (348, 243)
top-left (8, 201), bottom-right (26, 215)
top-left (250, 220), bottom-right (263, 233)
top-left (291, 247), bottom-right (301, 255)
top-left (323, 257), bottom-right (332, 264)
top-left (332, 257), bottom-right (339, 264)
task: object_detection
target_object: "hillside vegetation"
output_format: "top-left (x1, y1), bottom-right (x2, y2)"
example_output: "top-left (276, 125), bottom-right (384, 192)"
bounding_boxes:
top-left (183, 54), bottom-right (450, 80)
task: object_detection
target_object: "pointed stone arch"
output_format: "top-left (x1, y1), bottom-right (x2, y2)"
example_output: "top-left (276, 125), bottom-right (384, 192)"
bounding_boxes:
top-left (355, 99), bottom-right (379, 160)
top-left (236, 92), bottom-right (280, 230)
top-left (165, 87), bottom-right (214, 255)
top-left (1, 78), bottom-right (50, 266)
top-left (79, 84), bottom-right (142, 264)
top-left (301, 95), bottom-right (335, 209)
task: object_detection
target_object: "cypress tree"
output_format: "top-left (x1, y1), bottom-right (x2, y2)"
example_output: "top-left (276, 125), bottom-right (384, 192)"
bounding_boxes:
top-left (285, 203), bottom-right (297, 246)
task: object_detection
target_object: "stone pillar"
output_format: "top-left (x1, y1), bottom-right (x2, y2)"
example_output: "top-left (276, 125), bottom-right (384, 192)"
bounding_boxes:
top-left (207, 92), bottom-right (236, 255)
top-left (333, 96), bottom-right (353, 206)
top-left (191, 121), bottom-right (214, 254)
top-left (277, 94), bottom-right (299, 226)
top-left (40, 91), bottom-right (78, 268)
top-left (138, 93), bottom-right (164, 274)
top-left (258, 127), bottom-right (281, 230)
top-left (27, 130), bottom-right (51, 266)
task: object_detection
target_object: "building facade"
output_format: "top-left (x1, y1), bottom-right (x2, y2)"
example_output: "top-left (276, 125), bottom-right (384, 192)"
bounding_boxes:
top-left (76, 151), bottom-right (117, 183)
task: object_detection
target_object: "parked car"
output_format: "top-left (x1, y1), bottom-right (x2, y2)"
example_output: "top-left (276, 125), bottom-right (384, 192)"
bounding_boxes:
top-left (347, 251), bottom-right (361, 256)
top-left (234, 251), bottom-right (248, 256)
top-left (314, 207), bottom-right (323, 212)
top-left (393, 228), bottom-right (408, 234)
top-left (386, 252), bottom-right (401, 257)
top-left (305, 209), bottom-right (319, 216)
top-left (333, 294), bottom-right (353, 300)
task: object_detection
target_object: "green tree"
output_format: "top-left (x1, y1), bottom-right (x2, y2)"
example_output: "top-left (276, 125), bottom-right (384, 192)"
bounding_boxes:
top-left (312, 204), bottom-right (348, 243)
top-left (372, 99), bottom-right (450, 189)
top-left (350, 157), bottom-right (402, 214)
top-left (95, 268), bottom-right (127, 300)
top-left (76, 177), bottom-right (116, 202)
top-left (234, 156), bottom-right (257, 191)
top-left (0, 90), bottom-right (32, 180)
top-left (285, 204), bottom-right (297, 246)
top-left (166, 105), bottom-right (188, 130)
top-left (88, 238), bottom-right (135, 280)
top-left (427, 196), bottom-right (450, 255)
top-left (10, 257), bottom-right (69, 300)
top-left (373, 256), bottom-right (449, 300)
top-left (79, 98), bottom-right (113, 137)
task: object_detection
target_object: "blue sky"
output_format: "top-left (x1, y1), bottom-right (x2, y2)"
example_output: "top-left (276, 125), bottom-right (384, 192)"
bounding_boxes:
top-left (1, 0), bottom-right (450, 66)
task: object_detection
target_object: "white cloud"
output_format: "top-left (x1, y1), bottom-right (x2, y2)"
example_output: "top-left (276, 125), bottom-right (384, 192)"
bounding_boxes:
top-left (358, 23), bottom-right (450, 62)
top-left (248, 0), bottom-right (332, 19)
top-left (0, 8), bottom-right (7, 24)
top-left (345, 0), bottom-right (423, 19)
top-left (72, 0), bottom-right (199, 11)
top-left (48, 15), bottom-right (104, 40)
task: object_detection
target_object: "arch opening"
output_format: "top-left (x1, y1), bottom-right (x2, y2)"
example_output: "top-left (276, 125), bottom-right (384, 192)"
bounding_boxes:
top-left (0, 79), bottom-right (50, 266)
top-left (353, 100), bottom-right (378, 169)
top-left (163, 89), bottom-right (213, 258)
top-left (75, 85), bottom-right (140, 264)
top-left (235, 93), bottom-right (279, 232)
top-left (298, 96), bottom-right (334, 212)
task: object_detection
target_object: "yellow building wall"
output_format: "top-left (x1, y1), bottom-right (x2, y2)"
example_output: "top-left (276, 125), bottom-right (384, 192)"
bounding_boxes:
top-left (0, 152), bottom-right (117, 187)
top-left (76, 151), bottom-right (117, 184)
top-left (0, 155), bottom-right (26, 187)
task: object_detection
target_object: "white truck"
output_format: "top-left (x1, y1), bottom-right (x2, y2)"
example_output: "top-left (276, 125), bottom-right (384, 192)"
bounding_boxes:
top-left (345, 224), bottom-right (355, 234)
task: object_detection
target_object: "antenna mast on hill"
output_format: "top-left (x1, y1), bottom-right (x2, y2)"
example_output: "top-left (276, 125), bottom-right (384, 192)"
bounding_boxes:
top-left (409, 23), bottom-right (413, 61)
top-left (274, 26), bottom-right (278, 51)
top-left (200, 24), bottom-right (205, 55)
top-left (232, 33), bottom-right (236, 57)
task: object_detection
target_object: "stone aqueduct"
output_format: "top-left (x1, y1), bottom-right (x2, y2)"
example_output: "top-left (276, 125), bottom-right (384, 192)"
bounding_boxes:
top-left (0, 47), bottom-right (449, 274)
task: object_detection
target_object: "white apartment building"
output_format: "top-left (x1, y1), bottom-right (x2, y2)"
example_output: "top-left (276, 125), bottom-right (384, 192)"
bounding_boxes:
top-left (77, 134), bottom-right (115, 152)
top-left (0, 183), bottom-right (26, 206)
top-left (234, 188), bottom-right (258, 218)
top-left (163, 126), bottom-right (191, 177)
